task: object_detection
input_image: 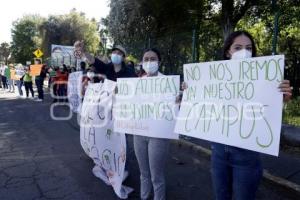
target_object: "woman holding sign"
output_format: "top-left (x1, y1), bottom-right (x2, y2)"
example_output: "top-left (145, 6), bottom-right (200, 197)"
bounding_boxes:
top-left (134, 48), bottom-right (170, 200)
top-left (210, 31), bottom-right (292, 200)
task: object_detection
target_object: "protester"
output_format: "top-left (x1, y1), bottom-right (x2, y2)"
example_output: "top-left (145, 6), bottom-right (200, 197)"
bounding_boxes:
top-left (0, 63), bottom-right (8, 90)
top-left (0, 63), bottom-right (3, 89)
top-left (56, 65), bottom-right (69, 102)
top-left (74, 40), bottom-right (136, 184)
top-left (208, 31), bottom-right (292, 200)
top-left (15, 64), bottom-right (25, 97)
top-left (35, 64), bottom-right (47, 102)
top-left (80, 61), bottom-right (86, 73)
top-left (51, 66), bottom-right (60, 103)
top-left (133, 48), bottom-right (170, 200)
top-left (74, 41), bottom-right (136, 81)
top-left (70, 67), bottom-right (76, 73)
top-left (127, 60), bottom-right (135, 70)
top-left (23, 66), bottom-right (34, 98)
top-left (6, 64), bottom-right (15, 93)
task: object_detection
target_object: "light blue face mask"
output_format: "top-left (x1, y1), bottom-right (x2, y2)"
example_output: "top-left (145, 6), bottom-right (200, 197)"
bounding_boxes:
top-left (111, 53), bottom-right (123, 65)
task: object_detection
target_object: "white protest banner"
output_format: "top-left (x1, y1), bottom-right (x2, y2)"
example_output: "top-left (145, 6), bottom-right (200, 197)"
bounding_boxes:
top-left (67, 71), bottom-right (83, 113)
top-left (80, 80), bottom-right (133, 199)
top-left (114, 76), bottom-right (180, 139)
top-left (51, 44), bottom-right (76, 66)
top-left (175, 55), bottom-right (284, 156)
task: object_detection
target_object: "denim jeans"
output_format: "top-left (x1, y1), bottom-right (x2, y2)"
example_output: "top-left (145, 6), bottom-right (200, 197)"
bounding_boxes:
top-left (211, 143), bottom-right (263, 200)
top-left (7, 79), bottom-right (15, 92)
top-left (15, 80), bottom-right (23, 96)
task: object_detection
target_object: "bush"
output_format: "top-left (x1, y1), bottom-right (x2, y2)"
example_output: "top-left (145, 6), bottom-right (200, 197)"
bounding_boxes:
top-left (283, 98), bottom-right (300, 127)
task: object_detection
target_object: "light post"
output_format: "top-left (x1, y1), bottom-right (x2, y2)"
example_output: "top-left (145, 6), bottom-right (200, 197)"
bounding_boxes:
top-left (272, 0), bottom-right (280, 55)
top-left (188, 9), bottom-right (200, 63)
top-left (101, 37), bottom-right (107, 56)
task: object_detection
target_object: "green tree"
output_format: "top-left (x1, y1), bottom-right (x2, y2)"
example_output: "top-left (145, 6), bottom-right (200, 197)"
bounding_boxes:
top-left (10, 15), bottom-right (45, 64)
top-left (40, 10), bottom-right (100, 57)
top-left (107, 0), bottom-right (208, 74)
top-left (0, 42), bottom-right (10, 64)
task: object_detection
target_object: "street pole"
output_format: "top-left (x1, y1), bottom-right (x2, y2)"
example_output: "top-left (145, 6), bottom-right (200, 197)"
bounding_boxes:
top-left (148, 37), bottom-right (151, 49)
top-left (272, 0), bottom-right (280, 55)
top-left (192, 29), bottom-right (196, 62)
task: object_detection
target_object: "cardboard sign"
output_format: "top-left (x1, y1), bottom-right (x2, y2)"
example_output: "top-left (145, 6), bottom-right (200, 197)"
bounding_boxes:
top-left (175, 55), bottom-right (285, 156)
top-left (114, 76), bottom-right (180, 139)
top-left (29, 64), bottom-right (42, 76)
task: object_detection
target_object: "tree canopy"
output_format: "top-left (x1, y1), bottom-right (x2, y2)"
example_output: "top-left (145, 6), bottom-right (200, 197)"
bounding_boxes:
top-left (10, 10), bottom-right (100, 64)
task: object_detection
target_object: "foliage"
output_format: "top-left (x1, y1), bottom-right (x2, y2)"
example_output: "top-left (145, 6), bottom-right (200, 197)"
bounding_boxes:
top-left (283, 98), bottom-right (300, 126)
top-left (10, 10), bottom-right (100, 64)
top-left (10, 15), bottom-right (45, 63)
top-left (0, 42), bottom-right (10, 64)
top-left (40, 9), bottom-right (100, 57)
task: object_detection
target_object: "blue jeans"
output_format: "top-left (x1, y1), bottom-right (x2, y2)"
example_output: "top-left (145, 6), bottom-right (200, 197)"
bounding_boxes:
top-left (16, 80), bottom-right (23, 96)
top-left (211, 143), bottom-right (263, 200)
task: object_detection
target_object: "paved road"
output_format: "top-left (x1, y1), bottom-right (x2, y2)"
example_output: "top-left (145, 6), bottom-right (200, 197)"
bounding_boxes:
top-left (0, 91), bottom-right (297, 199)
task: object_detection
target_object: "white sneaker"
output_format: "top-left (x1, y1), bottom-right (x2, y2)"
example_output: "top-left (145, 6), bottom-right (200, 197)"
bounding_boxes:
top-left (35, 99), bottom-right (43, 102)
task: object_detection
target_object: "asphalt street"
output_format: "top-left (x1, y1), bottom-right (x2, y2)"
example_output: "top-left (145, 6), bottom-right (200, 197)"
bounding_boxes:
top-left (0, 91), bottom-right (297, 200)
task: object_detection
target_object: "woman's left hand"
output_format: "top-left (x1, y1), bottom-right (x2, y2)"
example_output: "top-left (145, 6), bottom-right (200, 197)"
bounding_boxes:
top-left (278, 80), bottom-right (292, 102)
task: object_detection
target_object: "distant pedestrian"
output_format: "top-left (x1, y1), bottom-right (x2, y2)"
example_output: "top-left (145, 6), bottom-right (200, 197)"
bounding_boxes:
top-left (0, 64), bottom-right (8, 90)
top-left (6, 64), bottom-right (15, 93)
top-left (23, 66), bottom-right (34, 98)
top-left (15, 64), bottom-right (25, 97)
top-left (35, 65), bottom-right (47, 102)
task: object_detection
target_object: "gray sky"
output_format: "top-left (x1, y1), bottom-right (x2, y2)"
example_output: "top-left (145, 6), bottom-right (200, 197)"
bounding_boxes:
top-left (0, 0), bottom-right (110, 43)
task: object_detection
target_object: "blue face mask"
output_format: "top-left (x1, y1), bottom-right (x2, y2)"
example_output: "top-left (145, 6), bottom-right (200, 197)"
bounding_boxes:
top-left (111, 54), bottom-right (123, 65)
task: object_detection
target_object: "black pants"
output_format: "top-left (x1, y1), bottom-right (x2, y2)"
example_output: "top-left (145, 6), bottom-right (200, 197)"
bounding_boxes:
top-left (35, 78), bottom-right (44, 99)
top-left (1, 76), bottom-right (8, 89)
top-left (24, 82), bottom-right (34, 97)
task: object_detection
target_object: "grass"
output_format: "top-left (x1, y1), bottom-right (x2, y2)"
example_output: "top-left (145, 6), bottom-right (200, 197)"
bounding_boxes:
top-left (283, 116), bottom-right (300, 127)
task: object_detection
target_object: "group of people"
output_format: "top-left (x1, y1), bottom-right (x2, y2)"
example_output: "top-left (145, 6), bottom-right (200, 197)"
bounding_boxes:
top-left (0, 63), bottom-right (45, 100)
top-left (0, 61), bottom-right (77, 102)
top-left (1, 30), bottom-right (291, 200)
top-left (75, 30), bottom-right (292, 200)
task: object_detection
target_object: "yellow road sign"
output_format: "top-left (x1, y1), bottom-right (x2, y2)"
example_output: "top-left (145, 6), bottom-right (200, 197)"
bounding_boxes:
top-left (33, 49), bottom-right (44, 58)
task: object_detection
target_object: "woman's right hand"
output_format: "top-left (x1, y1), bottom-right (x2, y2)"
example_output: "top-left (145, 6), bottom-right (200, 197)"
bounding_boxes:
top-left (74, 40), bottom-right (85, 53)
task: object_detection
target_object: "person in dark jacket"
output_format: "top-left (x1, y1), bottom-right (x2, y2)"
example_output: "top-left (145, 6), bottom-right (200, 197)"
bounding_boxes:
top-left (35, 65), bottom-right (47, 102)
top-left (74, 41), bottom-right (136, 81)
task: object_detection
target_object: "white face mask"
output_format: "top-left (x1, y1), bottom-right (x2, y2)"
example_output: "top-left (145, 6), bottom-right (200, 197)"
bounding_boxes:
top-left (142, 61), bottom-right (159, 75)
top-left (87, 72), bottom-right (95, 79)
top-left (135, 65), bottom-right (141, 71)
top-left (231, 49), bottom-right (252, 60)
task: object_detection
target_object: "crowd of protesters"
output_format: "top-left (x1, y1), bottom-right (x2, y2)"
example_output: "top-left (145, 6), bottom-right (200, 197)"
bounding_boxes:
top-left (0, 57), bottom-right (141, 104)
top-left (74, 30), bottom-right (293, 200)
top-left (0, 30), bottom-right (293, 200)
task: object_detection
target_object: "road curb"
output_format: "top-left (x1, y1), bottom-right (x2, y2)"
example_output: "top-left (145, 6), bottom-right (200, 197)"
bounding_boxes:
top-left (174, 139), bottom-right (300, 198)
